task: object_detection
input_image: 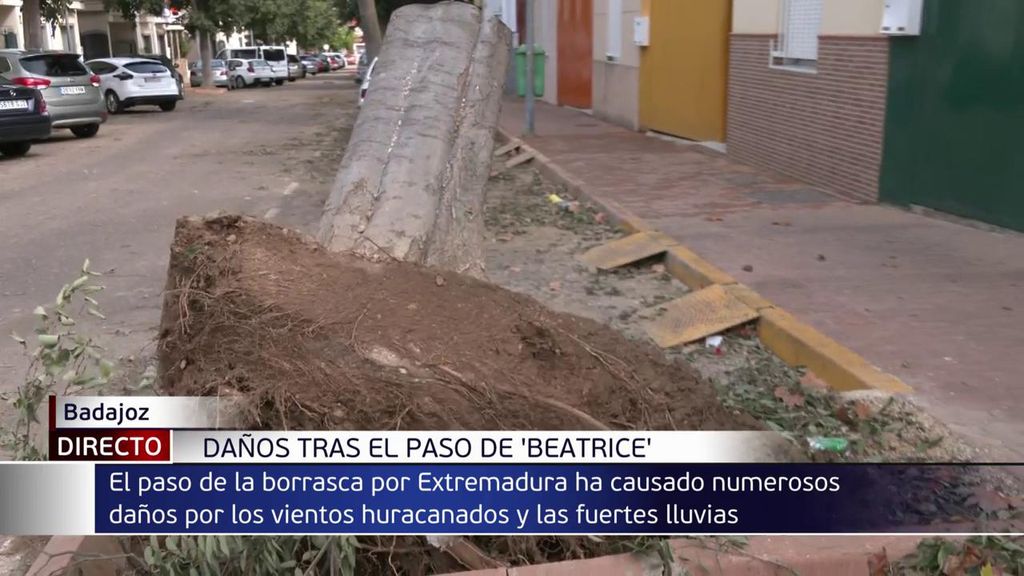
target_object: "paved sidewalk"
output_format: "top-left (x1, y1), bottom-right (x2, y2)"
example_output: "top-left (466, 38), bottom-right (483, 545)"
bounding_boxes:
top-left (500, 99), bottom-right (1024, 462)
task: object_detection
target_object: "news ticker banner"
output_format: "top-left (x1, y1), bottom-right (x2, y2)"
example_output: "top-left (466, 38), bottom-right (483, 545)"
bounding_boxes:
top-left (47, 396), bottom-right (780, 463)
top-left (15, 396), bottom-right (1018, 536)
top-left (1, 462), bottom-right (1022, 535)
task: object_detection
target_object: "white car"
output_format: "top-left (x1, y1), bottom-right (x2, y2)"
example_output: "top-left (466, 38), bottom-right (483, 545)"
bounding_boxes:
top-left (217, 46), bottom-right (288, 85)
top-left (226, 59), bottom-right (274, 89)
top-left (86, 57), bottom-right (179, 114)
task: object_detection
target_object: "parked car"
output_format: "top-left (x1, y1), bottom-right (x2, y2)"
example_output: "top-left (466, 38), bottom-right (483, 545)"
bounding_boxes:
top-left (0, 80), bottom-right (50, 157)
top-left (188, 59), bottom-right (229, 87)
top-left (0, 49), bottom-right (105, 138)
top-left (299, 56), bottom-right (321, 75)
top-left (287, 54), bottom-right (306, 81)
top-left (313, 54), bottom-right (332, 73)
top-left (86, 58), bottom-right (179, 114)
top-left (227, 59), bottom-right (273, 89)
top-left (359, 57), bottom-right (377, 107)
top-left (324, 52), bottom-right (347, 70)
top-left (217, 46), bottom-right (288, 85)
top-left (123, 53), bottom-right (184, 98)
top-left (344, 51), bottom-right (357, 66)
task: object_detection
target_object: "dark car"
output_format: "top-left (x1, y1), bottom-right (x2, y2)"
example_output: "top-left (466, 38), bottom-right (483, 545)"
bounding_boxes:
top-left (299, 55), bottom-right (320, 75)
top-left (0, 81), bottom-right (51, 157)
top-left (122, 53), bottom-right (184, 98)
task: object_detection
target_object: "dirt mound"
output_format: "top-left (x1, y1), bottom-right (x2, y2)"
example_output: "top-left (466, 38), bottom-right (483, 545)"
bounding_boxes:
top-left (158, 215), bottom-right (753, 433)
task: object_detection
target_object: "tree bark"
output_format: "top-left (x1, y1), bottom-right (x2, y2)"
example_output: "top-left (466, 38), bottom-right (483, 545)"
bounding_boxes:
top-left (356, 0), bottom-right (383, 62)
top-left (318, 2), bottom-right (511, 278)
top-left (200, 29), bottom-right (215, 89)
top-left (22, 0), bottom-right (42, 50)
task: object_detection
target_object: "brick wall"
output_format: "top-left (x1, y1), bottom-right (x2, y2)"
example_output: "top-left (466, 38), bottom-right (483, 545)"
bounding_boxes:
top-left (727, 35), bottom-right (889, 202)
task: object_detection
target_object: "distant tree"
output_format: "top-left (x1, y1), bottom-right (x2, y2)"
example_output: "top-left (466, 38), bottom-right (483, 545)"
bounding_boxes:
top-left (22, 0), bottom-right (77, 49)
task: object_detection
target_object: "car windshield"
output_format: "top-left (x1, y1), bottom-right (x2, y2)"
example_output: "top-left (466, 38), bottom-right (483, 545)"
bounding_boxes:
top-left (20, 54), bottom-right (89, 77)
top-left (125, 62), bottom-right (167, 74)
top-left (263, 49), bottom-right (285, 62)
top-left (288, 55), bottom-right (299, 63)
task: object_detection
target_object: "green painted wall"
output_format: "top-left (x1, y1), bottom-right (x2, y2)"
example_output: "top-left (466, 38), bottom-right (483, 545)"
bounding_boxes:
top-left (879, 0), bottom-right (1024, 231)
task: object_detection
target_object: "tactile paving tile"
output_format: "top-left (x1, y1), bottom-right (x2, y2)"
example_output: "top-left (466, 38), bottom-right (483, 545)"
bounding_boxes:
top-left (643, 284), bottom-right (760, 348)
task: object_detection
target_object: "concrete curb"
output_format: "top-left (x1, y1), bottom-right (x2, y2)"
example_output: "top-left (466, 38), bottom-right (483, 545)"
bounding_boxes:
top-left (496, 129), bottom-right (911, 394)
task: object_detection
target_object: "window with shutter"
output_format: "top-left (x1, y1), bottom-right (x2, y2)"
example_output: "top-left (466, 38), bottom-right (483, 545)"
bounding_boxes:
top-left (772, 0), bottom-right (823, 70)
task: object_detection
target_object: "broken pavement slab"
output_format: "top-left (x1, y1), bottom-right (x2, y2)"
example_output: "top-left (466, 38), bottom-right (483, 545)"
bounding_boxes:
top-left (493, 139), bottom-right (522, 157)
top-left (579, 230), bottom-right (678, 270)
top-left (643, 284), bottom-right (760, 348)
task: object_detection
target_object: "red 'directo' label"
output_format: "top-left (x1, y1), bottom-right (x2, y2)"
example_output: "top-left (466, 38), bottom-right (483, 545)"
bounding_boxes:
top-left (48, 429), bottom-right (171, 461)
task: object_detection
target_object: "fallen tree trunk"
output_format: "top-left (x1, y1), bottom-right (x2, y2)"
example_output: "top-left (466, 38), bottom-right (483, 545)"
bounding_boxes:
top-left (317, 1), bottom-right (512, 277)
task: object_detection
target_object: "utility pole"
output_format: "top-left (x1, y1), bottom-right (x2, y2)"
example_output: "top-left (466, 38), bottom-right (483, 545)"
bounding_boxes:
top-left (524, 0), bottom-right (535, 136)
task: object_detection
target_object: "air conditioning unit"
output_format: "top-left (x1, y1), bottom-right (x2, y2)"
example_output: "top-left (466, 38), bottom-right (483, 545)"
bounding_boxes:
top-left (881, 0), bottom-right (924, 36)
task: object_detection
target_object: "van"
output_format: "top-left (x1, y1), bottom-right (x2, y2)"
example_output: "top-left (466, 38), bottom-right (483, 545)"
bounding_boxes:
top-left (216, 46), bottom-right (288, 85)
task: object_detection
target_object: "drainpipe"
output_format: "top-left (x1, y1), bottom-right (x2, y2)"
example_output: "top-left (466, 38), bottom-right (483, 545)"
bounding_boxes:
top-left (524, 0), bottom-right (535, 136)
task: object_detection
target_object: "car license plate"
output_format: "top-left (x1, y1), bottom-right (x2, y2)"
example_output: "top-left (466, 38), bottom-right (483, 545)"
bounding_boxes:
top-left (59, 86), bottom-right (86, 95)
top-left (145, 77), bottom-right (161, 83)
top-left (0, 99), bottom-right (30, 111)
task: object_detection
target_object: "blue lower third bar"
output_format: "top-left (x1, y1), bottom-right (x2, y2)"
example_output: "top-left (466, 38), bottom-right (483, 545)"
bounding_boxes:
top-left (93, 464), bottom-right (1021, 534)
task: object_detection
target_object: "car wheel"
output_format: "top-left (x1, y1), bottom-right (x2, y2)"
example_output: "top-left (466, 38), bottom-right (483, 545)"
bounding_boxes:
top-left (105, 91), bottom-right (123, 114)
top-left (275, 79), bottom-right (285, 86)
top-left (234, 76), bottom-right (245, 90)
top-left (159, 101), bottom-right (177, 112)
top-left (0, 142), bottom-right (31, 157)
top-left (70, 124), bottom-right (100, 139)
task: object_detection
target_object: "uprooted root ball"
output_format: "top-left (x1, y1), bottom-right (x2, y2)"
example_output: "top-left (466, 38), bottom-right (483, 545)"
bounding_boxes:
top-left (159, 215), bottom-right (755, 434)
top-left (156, 215), bottom-right (758, 574)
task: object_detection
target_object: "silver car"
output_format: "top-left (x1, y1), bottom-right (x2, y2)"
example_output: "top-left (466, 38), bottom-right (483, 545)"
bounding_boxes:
top-left (0, 49), bottom-right (106, 138)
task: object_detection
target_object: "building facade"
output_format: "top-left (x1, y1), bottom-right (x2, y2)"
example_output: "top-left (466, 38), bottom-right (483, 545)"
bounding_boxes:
top-left (1, 0), bottom-right (179, 59)
top-left (728, 0), bottom-right (890, 202)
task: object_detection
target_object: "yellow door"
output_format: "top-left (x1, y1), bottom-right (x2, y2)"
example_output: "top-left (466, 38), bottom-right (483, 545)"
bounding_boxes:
top-left (640, 0), bottom-right (731, 142)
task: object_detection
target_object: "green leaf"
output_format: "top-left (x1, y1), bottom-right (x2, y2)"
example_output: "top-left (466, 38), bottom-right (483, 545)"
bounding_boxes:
top-left (279, 560), bottom-right (297, 569)
top-left (87, 308), bottom-right (106, 320)
top-left (70, 275), bottom-right (90, 290)
top-left (10, 332), bottom-right (26, 346)
top-left (217, 535), bottom-right (231, 556)
top-left (81, 258), bottom-right (90, 274)
top-left (99, 359), bottom-right (115, 379)
top-left (166, 535), bottom-right (179, 553)
top-left (981, 564), bottom-right (994, 576)
top-left (37, 334), bottom-right (59, 347)
top-left (144, 546), bottom-right (155, 565)
top-left (33, 306), bottom-right (48, 318)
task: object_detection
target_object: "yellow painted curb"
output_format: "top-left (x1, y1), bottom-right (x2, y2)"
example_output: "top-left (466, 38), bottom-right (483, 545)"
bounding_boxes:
top-left (759, 307), bottom-right (912, 394)
top-left (664, 245), bottom-right (736, 290)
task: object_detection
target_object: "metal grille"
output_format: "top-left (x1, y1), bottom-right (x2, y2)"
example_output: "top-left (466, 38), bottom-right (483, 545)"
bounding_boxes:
top-left (776, 0), bottom-right (823, 61)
